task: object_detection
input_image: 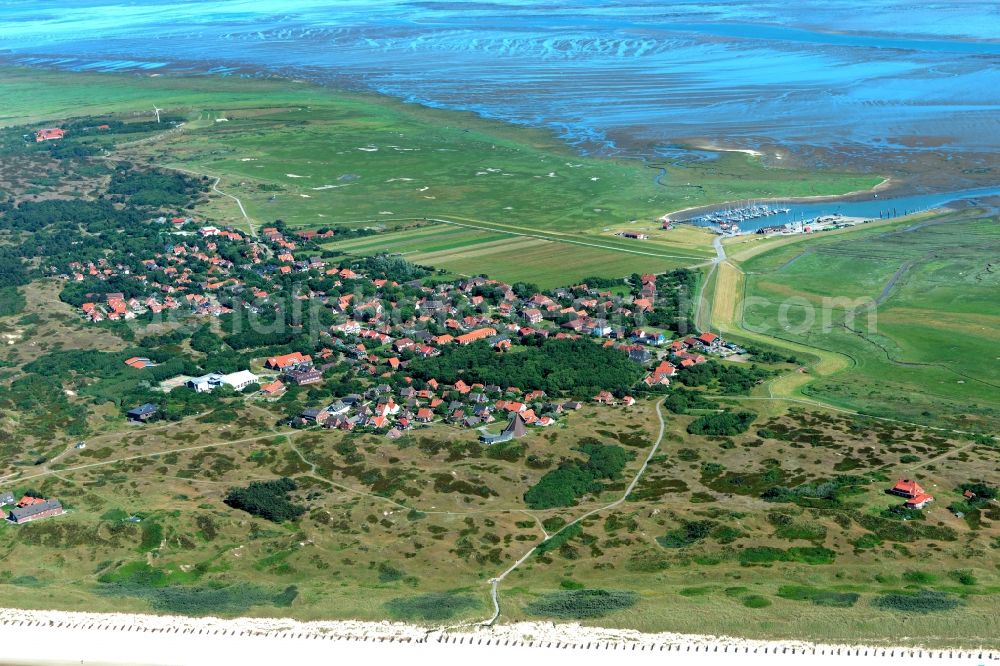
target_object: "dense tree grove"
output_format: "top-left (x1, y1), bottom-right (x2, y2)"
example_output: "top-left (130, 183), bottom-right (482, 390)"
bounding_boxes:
top-left (579, 276), bottom-right (625, 289)
top-left (687, 410), bottom-right (757, 436)
top-left (675, 360), bottom-right (773, 394)
top-left (223, 477), bottom-right (305, 523)
top-left (0, 286), bottom-right (25, 316)
top-left (108, 165), bottom-right (208, 208)
top-left (524, 442), bottom-right (631, 509)
top-left (0, 198), bottom-right (142, 232)
top-left (0, 248), bottom-right (28, 288)
top-left (352, 254), bottom-right (430, 282)
top-left (410, 339), bottom-right (643, 396)
top-left (662, 387), bottom-right (718, 414)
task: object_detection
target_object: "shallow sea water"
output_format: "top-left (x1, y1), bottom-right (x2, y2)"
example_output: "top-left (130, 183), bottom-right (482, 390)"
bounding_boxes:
top-left (1, 1), bottom-right (998, 163)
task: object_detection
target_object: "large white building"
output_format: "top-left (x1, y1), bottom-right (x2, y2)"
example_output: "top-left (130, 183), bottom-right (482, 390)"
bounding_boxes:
top-left (221, 370), bottom-right (259, 391)
top-left (186, 370), bottom-right (259, 393)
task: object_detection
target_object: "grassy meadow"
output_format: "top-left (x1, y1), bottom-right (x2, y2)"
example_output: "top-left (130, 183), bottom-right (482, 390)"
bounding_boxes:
top-left (0, 64), bottom-right (885, 288)
top-left (1, 65), bottom-right (880, 232)
top-left (724, 208), bottom-right (1000, 430)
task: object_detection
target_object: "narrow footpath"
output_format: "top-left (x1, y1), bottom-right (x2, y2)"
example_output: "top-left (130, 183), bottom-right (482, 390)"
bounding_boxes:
top-left (483, 398), bottom-right (667, 625)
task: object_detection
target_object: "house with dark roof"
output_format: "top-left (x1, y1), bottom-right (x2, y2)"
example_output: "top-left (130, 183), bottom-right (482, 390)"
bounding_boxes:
top-left (628, 348), bottom-right (652, 364)
top-left (127, 403), bottom-right (158, 422)
top-left (480, 413), bottom-right (528, 444)
top-left (8, 499), bottom-right (64, 524)
top-left (286, 367), bottom-right (323, 386)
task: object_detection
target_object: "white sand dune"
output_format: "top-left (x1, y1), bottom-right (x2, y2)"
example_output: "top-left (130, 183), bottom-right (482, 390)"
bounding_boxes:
top-left (694, 143), bottom-right (763, 157)
top-left (0, 609), bottom-right (993, 666)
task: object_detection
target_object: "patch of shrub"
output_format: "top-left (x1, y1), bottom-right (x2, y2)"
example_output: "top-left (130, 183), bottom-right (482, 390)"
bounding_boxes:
top-left (851, 533), bottom-right (882, 550)
top-left (384, 592), bottom-right (479, 621)
top-left (902, 570), bottom-right (937, 585)
top-left (223, 477), bottom-right (305, 523)
top-left (687, 411), bottom-right (756, 437)
top-left (742, 595), bottom-right (771, 608)
top-left (777, 585), bottom-right (859, 607)
top-left (657, 520), bottom-right (716, 548)
top-left (378, 562), bottom-right (405, 583)
top-left (853, 511), bottom-right (957, 542)
top-left (536, 523), bottom-right (582, 556)
top-left (524, 589), bottom-right (638, 619)
top-left (524, 442), bottom-right (630, 509)
top-left (871, 589), bottom-right (962, 614)
top-left (739, 546), bottom-right (835, 566)
top-left (948, 570), bottom-right (977, 586)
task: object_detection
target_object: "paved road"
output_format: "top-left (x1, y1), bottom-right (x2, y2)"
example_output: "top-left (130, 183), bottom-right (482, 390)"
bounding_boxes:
top-left (713, 234), bottom-right (727, 262)
top-left (693, 235), bottom-right (727, 331)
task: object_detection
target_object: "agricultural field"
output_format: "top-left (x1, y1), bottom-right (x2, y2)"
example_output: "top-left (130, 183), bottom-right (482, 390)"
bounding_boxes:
top-left (723, 208), bottom-right (1000, 430)
top-left (328, 223), bottom-right (699, 288)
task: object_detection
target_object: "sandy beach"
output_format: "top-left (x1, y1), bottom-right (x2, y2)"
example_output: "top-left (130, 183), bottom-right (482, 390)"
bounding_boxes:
top-left (0, 609), bottom-right (995, 666)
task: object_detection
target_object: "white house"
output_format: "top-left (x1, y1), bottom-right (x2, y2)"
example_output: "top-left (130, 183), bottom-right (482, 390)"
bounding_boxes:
top-left (221, 370), bottom-right (259, 391)
top-left (186, 370), bottom-right (259, 393)
top-left (187, 373), bottom-right (224, 393)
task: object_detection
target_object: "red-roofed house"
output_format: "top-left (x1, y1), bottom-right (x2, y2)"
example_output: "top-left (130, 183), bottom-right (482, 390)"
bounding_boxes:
top-left (888, 479), bottom-right (926, 499)
top-left (697, 332), bottom-right (720, 346)
top-left (905, 493), bottom-right (935, 510)
top-left (593, 391), bottom-right (615, 404)
top-left (259, 380), bottom-right (286, 397)
top-left (35, 128), bottom-right (65, 142)
top-left (455, 327), bottom-right (497, 345)
top-left (888, 479), bottom-right (936, 510)
top-left (265, 352), bottom-right (312, 371)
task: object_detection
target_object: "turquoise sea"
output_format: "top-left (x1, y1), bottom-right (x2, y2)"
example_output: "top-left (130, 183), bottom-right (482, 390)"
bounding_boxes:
top-left (1, 0), bottom-right (997, 161)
